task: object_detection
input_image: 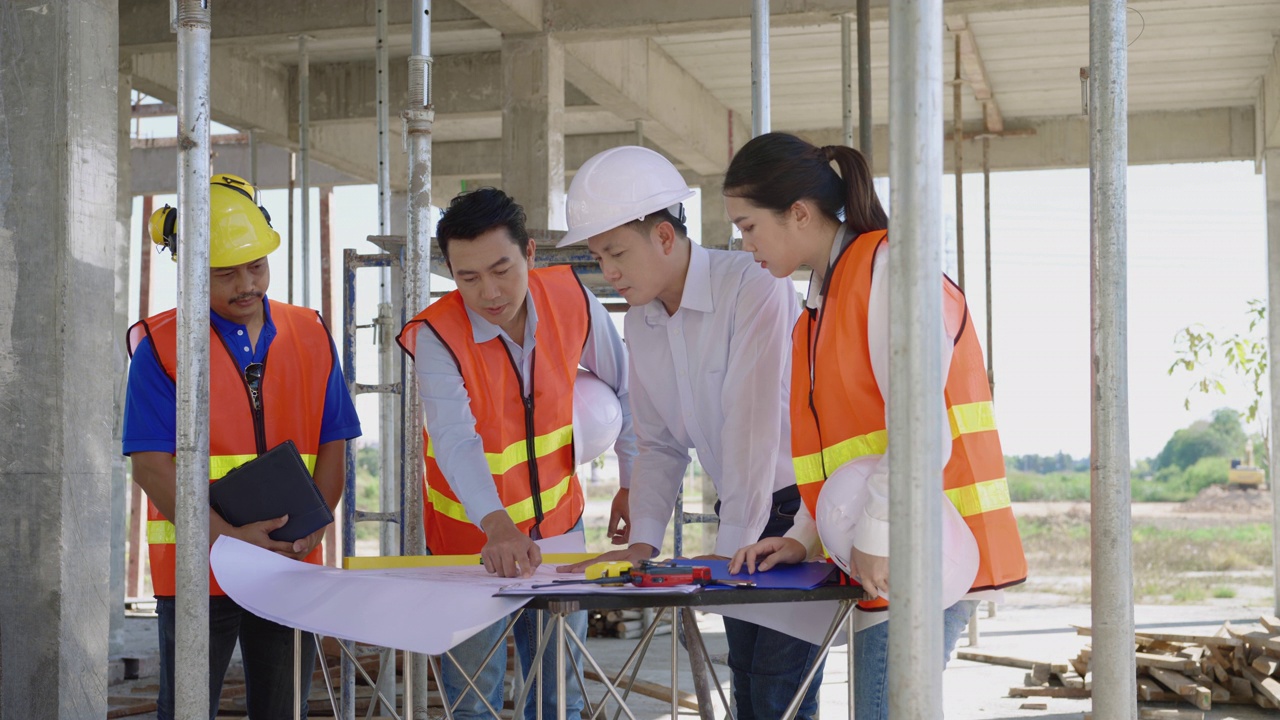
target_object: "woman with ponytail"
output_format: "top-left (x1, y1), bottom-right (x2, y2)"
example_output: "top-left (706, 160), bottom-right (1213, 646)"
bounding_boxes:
top-left (725, 133), bottom-right (1026, 719)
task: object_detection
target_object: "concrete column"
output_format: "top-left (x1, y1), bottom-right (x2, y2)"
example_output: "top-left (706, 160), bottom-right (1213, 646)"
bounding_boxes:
top-left (109, 66), bottom-right (135, 660)
top-left (695, 175), bottom-right (733, 249)
top-left (0, 2), bottom-right (119, 717)
top-left (501, 34), bottom-right (566, 230)
top-left (1265, 148), bottom-right (1280, 617)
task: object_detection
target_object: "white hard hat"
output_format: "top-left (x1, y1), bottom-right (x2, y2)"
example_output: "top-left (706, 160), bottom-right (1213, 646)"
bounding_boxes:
top-left (815, 456), bottom-right (980, 608)
top-left (573, 369), bottom-right (623, 466)
top-left (559, 146), bottom-right (696, 247)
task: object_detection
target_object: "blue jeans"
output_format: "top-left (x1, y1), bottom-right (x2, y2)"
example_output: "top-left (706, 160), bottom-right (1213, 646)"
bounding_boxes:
top-left (156, 595), bottom-right (316, 720)
top-left (439, 608), bottom-right (589, 719)
top-left (723, 616), bottom-right (825, 720)
top-left (852, 600), bottom-right (976, 720)
top-left (718, 485), bottom-right (826, 719)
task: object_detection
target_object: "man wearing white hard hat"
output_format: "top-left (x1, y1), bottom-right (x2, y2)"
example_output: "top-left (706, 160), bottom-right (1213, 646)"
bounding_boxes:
top-left (556, 146), bottom-right (826, 719)
top-left (396, 188), bottom-right (636, 720)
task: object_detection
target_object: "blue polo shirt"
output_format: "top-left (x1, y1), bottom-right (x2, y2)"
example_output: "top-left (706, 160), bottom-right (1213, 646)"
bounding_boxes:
top-left (123, 297), bottom-right (362, 456)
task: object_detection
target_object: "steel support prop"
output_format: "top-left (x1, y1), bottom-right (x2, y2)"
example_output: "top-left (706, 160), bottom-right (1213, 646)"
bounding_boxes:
top-left (404, 1), bottom-right (434, 716)
top-left (374, 1), bottom-right (402, 715)
top-left (857, 0), bottom-right (872, 158)
top-left (887, 0), bottom-right (945, 716)
top-left (1267, 148), bottom-right (1280, 618)
top-left (751, 0), bottom-right (770, 136)
top-left (983, 137), bottom-right (995, 397)
top-left (174, 2), bottom-right (212, 718)
top-left (1088, 0), bottom-right (1137, 717)
top-left (249, 128), bottom-right (258, 187)
top-left (842, 15), bottom-right (854, 148)
top-left (953, 36), bottom-right (965, 290)
top-left (299, 35), bottom-right (312, 309)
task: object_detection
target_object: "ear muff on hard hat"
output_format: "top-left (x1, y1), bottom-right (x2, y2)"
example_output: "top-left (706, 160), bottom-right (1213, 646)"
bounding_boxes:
top-left (814, 456), bottom-right (979, 607)
top-left (559, 145), bottom-right (696, 248)
top-left (146, 173), bottom-right (281, 267)
top-left (572, 369), bottom-right (623, 466)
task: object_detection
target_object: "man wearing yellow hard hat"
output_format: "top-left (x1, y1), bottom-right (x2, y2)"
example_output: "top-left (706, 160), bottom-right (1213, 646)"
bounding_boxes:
top-left (123, 174), bottom-right (361, 720)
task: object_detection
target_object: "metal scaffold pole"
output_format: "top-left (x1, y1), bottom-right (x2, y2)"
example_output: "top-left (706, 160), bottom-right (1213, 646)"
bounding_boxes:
top-left (1089, 0), bottom-right (1137, 717)
top-left (751, 0), bottom-right (770, 137)
top-left (404, 1), bottom-right (434, 716)
top-left (375, 0), bottom-right (402, 715)
top-left (953, 34), bottom-right (965, 289)
top-left (857, 0), bottom-right (872, 158)
top-left (298, 34), bottom-right (312, 309)
top-left (1266, 149), bottom-right (1280, 617)
top-left (842, 14), bottom-right (854, 148)
top-left (174, 1), bottom-right (212, 717)
top-left (887, 0), bottom-right (945, 715)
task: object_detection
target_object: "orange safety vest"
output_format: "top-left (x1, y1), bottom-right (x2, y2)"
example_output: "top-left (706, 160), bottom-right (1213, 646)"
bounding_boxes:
top-left (128, 301), bottom-right (334, 596)
top-left (791, 230), bottom-right (1027, 611)
top-left (397, 266), bottom-right (590, 554)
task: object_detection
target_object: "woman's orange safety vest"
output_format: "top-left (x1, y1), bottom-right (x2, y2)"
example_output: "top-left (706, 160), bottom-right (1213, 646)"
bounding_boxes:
top-left (128, 301), bottom-right (334, 596)
top-left (397, 266), bottom-right (590, 554)
top-left (791, 230), bottom-right (1027, 610)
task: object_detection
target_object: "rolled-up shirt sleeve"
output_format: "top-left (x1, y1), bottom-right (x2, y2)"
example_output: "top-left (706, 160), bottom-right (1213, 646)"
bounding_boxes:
top-left (579, 291), bottom-right (637, 488)
top-left (624, 340), bottom-right (692, 553)
top-left (414, 328), bottom-right (505, 526)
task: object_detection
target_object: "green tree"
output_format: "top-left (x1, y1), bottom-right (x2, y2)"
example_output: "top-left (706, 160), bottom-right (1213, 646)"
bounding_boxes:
top-left (1153, 408), bottom-right (1244, 471)
top-left (1169, 300), bottom-right (1269, 471)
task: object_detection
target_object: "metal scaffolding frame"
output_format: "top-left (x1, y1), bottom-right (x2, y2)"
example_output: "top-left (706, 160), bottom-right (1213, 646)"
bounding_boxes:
top-left (149, 2), bottom-right (1167, 718)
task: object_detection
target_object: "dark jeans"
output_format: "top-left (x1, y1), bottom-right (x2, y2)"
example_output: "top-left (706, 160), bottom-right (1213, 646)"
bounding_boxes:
top-left (156, 595), bottom-right (316, 720)
top-left (719, 486), bottom-right (826, 720)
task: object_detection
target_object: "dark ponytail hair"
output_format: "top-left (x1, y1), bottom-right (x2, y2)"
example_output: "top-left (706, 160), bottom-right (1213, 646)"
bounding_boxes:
top-left (723, 132), bottom-right (887, 238)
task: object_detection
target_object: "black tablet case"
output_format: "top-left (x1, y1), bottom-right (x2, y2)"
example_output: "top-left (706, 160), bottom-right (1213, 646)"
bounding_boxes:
top-left (208, 440), bottom-right (334, 543)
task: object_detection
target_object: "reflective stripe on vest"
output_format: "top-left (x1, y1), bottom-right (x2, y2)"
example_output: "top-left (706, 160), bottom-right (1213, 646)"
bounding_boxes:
top-left (426, 425), bottom-right (574, 478)
top-left (397, 266), bottom-right (590, 555)
top-left (790, 230), bottom-right (1027, 602)
top-left (145, 453), bottom-right (318, 546)
top-left (128, 301), bottom-right (333, 596)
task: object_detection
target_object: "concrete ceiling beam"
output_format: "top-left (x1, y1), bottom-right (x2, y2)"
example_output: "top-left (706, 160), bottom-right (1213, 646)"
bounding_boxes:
top-left (563, 39), bottom-right (749, 175)
top-left (1262, 38), bottom-right (1280, 149)
top-left (798, 106), bottom-right (1257, 173)
top-left (453, 0), bottom-right (544, 35)
top-left (946, 14), bottom-right (1004, 134)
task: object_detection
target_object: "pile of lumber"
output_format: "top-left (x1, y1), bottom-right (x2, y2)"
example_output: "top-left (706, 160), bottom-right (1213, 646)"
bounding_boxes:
top-left (961, 615), bottom-right (1280, 714)
top-left (587, 609), bottom-right (673, 640)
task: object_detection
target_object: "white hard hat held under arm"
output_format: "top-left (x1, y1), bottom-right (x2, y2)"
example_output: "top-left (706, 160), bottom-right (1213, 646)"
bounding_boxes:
top-left (573, 369), bottom-right (623, 466)
top-left (814, 455), bottom-right (980, 609)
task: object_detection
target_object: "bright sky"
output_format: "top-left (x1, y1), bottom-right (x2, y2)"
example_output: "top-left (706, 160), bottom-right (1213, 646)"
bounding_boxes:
top-left (129, 160), bottom-right (1270, 463)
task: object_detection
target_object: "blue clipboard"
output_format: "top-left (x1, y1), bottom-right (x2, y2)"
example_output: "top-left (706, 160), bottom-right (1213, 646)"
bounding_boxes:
top-left (669, 559), bottom-right (836, 590)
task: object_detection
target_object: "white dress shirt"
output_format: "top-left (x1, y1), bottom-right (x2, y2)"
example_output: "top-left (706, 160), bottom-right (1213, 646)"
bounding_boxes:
top-left (786, 225), bottom-right (955, 560)
top-left (626, 242), bottom-right (801, 557)
top-left (414, 287), bottom-right (637, 526)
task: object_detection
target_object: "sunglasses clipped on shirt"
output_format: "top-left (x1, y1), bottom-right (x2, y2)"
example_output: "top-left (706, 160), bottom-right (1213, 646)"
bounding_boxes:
top-left (244, 362), bottom-right (264, 411)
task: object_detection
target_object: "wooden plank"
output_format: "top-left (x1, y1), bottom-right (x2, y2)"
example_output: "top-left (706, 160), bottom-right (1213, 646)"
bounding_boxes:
top-left (583, 670), bottom-right (699, 711)
top-left (1260, 615), bottom-right (1280, 633)
top-left (1242, 632), bottom-right (1280, 656)
top-left (1135, 632), bottom-right (1240, 649)
top-left (1008, 686), bottom-right (1091, 698)
top-left (1242, 666), bottom-right (1280, 705)
top-left (1148, 667), bottom-right (1211, 710)
top-left (1135, 652), bottom-right (1198, 674)
top-left (955, 649), bottom-right (1066, 672)
top-left (1138, 677), bottom-right (1182, 703)
top-left (1019, 702), bottom-right (1048, 710)
top-left (1251, 655), bottom-right (1280, 676)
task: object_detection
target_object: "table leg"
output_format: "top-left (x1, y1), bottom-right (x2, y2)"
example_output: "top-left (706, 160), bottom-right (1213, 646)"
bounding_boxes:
top-left (781, 600), bottom-right (856, 720)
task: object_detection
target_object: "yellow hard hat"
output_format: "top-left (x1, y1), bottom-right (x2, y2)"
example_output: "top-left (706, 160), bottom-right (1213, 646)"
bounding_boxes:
top-left (147, 173), bottom-right (281, 267)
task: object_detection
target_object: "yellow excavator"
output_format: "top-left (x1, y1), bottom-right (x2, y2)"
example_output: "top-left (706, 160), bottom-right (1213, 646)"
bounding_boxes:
top-left (1227, 444), bottom-right (1266, 490)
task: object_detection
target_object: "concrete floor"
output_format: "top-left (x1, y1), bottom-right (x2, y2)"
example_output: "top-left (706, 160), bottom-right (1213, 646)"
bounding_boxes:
top-left (110, 596), bottom-right (1278, 719)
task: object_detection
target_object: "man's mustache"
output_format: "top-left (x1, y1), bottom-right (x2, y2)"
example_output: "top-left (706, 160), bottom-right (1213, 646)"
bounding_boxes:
top-left (230, 292), bottom-right (263, 303)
